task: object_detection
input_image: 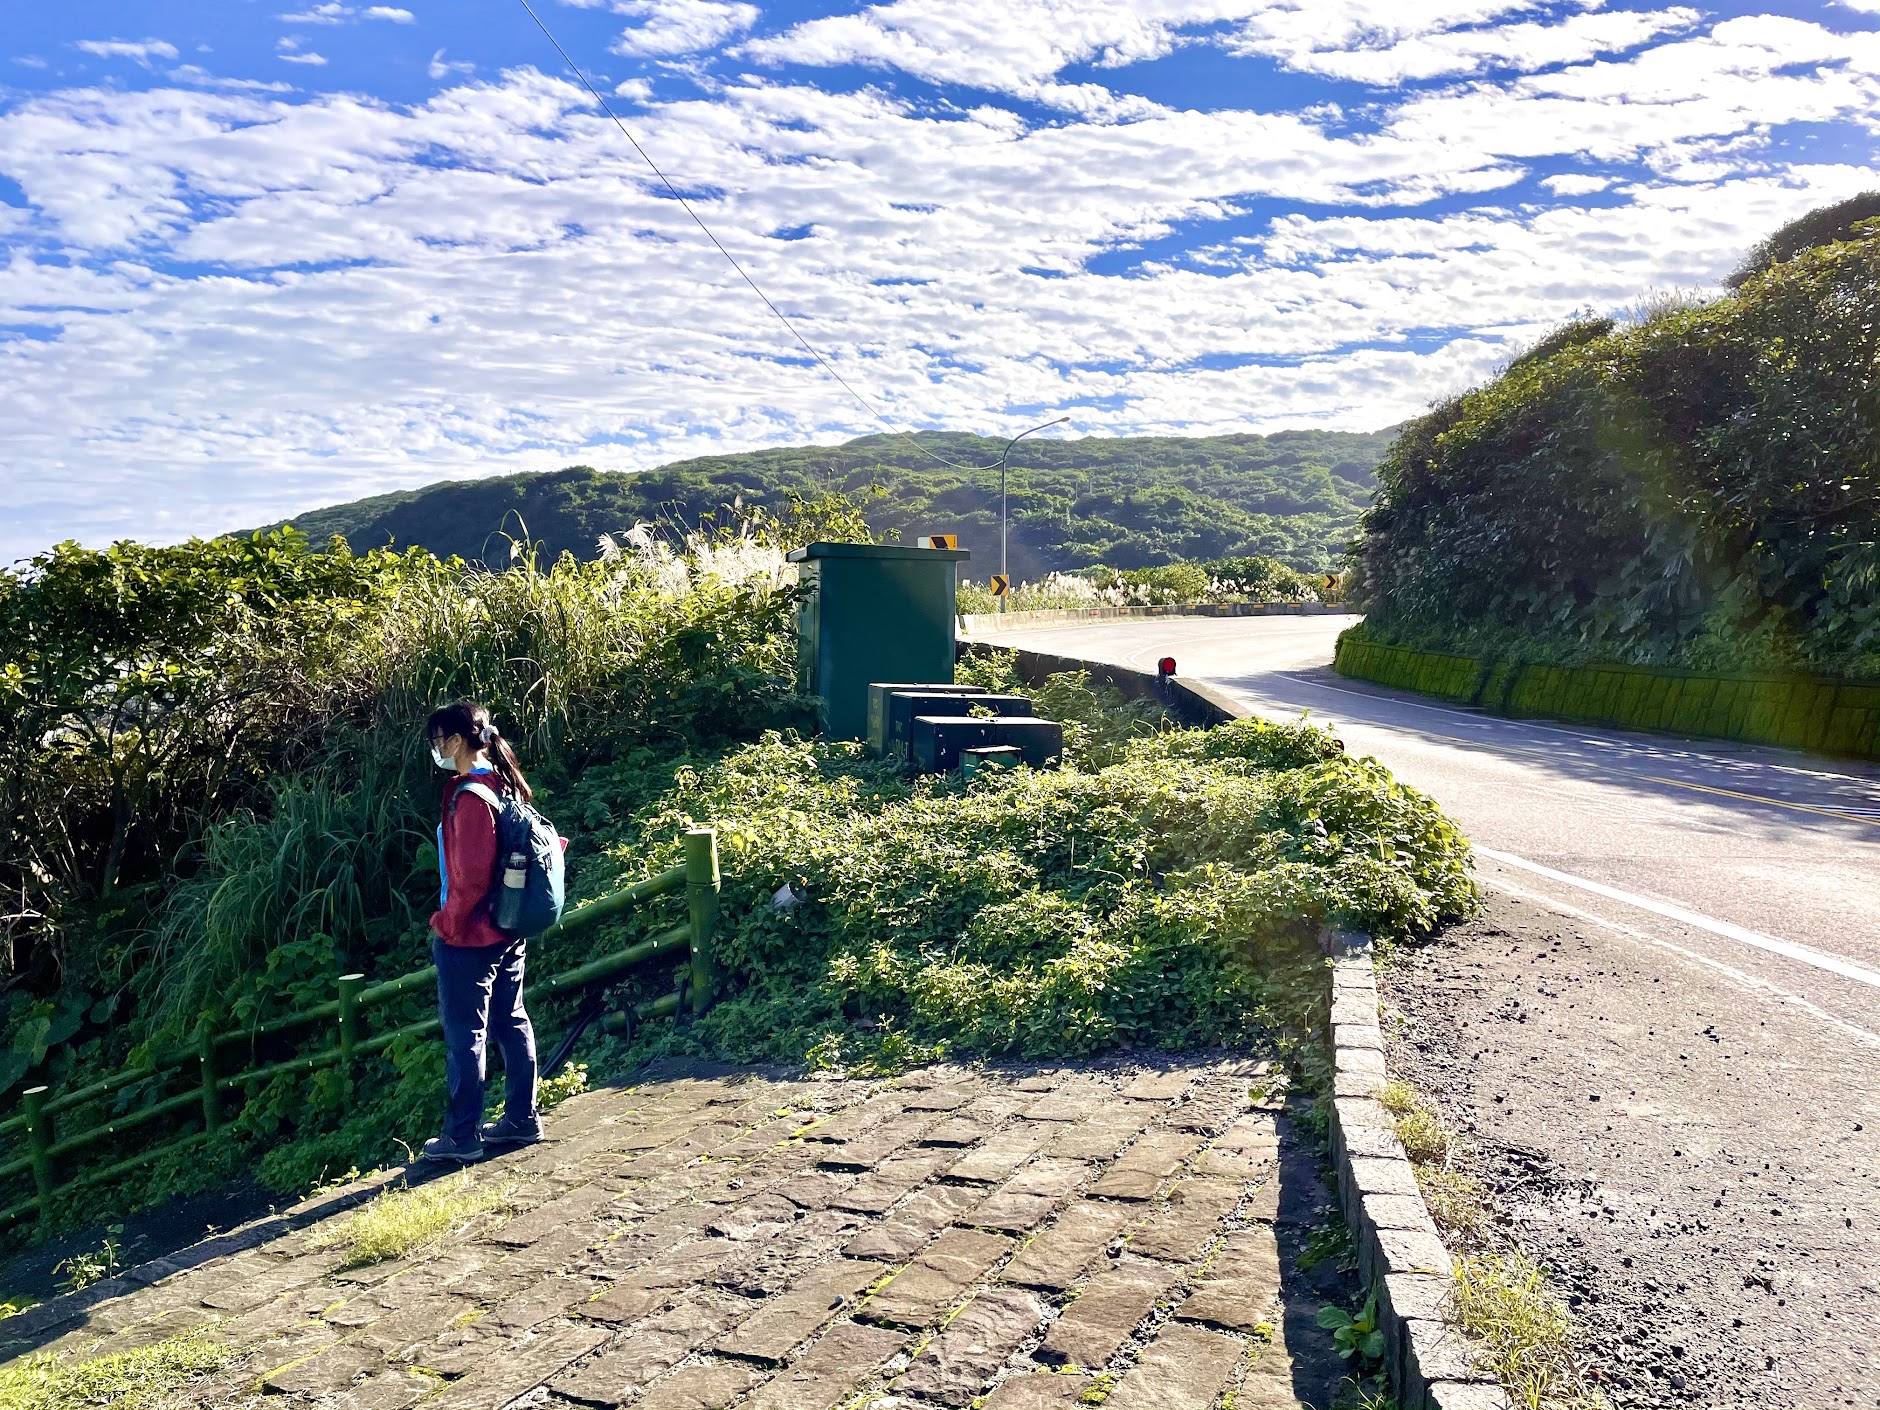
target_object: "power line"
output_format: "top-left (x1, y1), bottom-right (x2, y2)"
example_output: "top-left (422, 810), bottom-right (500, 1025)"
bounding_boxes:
top-left (512, 0), bottom-right (1027, 474)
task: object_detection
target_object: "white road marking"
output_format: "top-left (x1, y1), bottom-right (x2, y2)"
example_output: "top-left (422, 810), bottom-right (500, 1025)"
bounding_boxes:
top-left (1484, 872), bottom-right (1880, 1050)
top-left (1476, 846), bottom-right (1880, 990)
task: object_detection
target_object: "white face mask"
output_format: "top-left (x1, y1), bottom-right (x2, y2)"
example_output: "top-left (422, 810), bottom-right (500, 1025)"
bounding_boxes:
top-left (431, 743), bottom-right (455, 771)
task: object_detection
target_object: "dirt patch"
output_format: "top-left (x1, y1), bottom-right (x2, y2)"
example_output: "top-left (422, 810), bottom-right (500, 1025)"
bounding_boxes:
top-left (1379, 890), bottom-right (1880, 1409)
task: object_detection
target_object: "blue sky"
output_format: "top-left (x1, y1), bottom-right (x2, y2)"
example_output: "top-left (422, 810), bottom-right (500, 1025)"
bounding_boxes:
top-left (3, 0), bottom-right (1877, 559)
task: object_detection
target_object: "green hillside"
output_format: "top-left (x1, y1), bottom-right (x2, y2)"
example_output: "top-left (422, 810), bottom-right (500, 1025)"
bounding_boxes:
top-left (1349, 199), bottom-right (1880, 679)
top-left (270, 429), bottom-right (1392, 578)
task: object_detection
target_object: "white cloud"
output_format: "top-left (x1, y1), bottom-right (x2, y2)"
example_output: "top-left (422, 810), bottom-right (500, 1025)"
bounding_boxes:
top-left (14, 56), bottom-right (50, 69)
top-left (1542, 173), bottom-right (1612, 195)
top-left (611, 0), bottom-right (761, 57)
top-left (1233, 8), bottom-right (1704, 84)
top-left (365, 7), bottom-right (417, 20)
top-left (5, 4), bottom-right (1880, 557)
top-left (74, 38), bottom-right (181, 63)
top-left (276, 38), bottom-right (331, 66)
top-left (278, 3), bottom-right (353, 22)
top-left (429, 49), bottom-right (476, 80)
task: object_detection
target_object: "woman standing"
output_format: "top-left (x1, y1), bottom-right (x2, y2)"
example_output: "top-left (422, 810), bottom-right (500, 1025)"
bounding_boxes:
top-left (421, 699), bottom-right (543, 1162)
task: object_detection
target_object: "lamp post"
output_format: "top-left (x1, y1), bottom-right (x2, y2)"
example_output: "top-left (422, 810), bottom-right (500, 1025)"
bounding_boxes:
top-left (998, 416), bottom-right (1070, 612)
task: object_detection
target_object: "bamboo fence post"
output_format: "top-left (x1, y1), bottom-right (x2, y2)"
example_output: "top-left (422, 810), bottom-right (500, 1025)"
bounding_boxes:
top-left (337, 973), bottom-right (364, 1095)
top-left (198, 1027), bottom-right (221, 1133)
top-left (684, 828), bottom-right (720, 1013)
top-left (22, 1085), bottom-right (53, 1205)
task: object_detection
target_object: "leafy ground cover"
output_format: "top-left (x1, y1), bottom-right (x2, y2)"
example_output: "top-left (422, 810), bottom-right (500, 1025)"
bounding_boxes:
top-left (563, 655), bottom-right (1475, 1081)
top-left (1349, 202), bottom-right (1880, 679)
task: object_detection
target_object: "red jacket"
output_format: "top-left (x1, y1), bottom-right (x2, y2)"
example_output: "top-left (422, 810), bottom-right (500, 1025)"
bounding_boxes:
top-left (431, 774), bottom-right (510, 948)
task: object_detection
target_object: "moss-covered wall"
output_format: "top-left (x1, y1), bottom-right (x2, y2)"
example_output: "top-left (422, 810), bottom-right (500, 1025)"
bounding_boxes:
top-left (1334, 633), bottom-right (1880, 759)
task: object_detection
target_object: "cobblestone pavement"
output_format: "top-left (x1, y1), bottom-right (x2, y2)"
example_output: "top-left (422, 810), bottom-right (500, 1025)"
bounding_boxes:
top-left (1, 1057), bottom-right (1362, 1409)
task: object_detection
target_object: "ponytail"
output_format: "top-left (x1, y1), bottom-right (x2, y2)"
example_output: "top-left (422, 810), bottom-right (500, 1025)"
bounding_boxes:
top-left (425, 698), bottom-right (534, 804)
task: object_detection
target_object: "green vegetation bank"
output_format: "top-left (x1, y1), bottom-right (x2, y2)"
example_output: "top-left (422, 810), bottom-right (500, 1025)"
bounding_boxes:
top-left (273, 428), bottom-right (1390, 579)
top-left (0, 498), bottom-right (1470, 1250)
top-left (1348, 201), bottom-right (1880, 683)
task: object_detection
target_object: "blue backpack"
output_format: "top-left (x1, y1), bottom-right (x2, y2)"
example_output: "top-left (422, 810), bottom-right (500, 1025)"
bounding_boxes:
top-left (456, 780), bottom-right (566, 937)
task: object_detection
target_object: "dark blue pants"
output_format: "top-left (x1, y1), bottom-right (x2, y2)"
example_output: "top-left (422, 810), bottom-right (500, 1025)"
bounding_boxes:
top-left (433, 936), bottom-right (538, 1144)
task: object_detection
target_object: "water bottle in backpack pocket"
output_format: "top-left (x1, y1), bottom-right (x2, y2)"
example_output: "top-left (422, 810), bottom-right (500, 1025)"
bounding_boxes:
top-left (455, 781), bottom-right (566, 937)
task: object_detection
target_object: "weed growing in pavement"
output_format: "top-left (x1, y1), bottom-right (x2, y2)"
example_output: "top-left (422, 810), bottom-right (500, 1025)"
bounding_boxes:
top-left (536, 1062), bottom-right (589, 1111)
top-left (1319, 1287), bottom-right (1386, 1363)
top-left (1299, 1218), bottom-right (1358, 1274)
top-left (51, 1227), bottom-right (122, 1293)
top-left (0, 1329), bottom-right (230, 1410)
top-left (308, 1171), bottom-right (513, 1268)
top-left (1377, 1081), bottom-right (1451, 1166)
top-left (0, 1293), bottom-right (35, 1320)
top-left (1452, 1253), bottom-right (1605, 1410)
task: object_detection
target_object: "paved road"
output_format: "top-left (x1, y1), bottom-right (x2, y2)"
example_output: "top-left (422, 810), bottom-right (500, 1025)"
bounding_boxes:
top-left (975, 614), bottom-right (1880, 1407)
top-left (2, 1057), bottom-right (1359, 1410)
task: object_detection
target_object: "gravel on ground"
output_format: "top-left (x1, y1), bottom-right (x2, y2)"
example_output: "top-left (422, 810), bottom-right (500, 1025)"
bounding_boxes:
top-left (1379, 890), bottom-right (1880, 1410)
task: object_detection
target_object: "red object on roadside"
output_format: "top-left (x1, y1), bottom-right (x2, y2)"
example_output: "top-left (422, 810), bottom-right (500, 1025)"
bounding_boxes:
top-left (1157, 656), bottom-right (1177, 678)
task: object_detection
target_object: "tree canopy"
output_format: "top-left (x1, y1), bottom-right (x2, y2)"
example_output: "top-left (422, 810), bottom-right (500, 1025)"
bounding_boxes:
top-left (267, 428), bottom-right (1393, 578)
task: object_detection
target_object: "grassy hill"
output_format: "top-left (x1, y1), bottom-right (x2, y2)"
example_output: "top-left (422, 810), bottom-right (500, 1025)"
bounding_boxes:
top-left (270, 428), bottom-right (1393, 578)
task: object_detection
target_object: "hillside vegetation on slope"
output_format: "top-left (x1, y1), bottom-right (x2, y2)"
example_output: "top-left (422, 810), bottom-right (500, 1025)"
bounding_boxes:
top-left (274, 429), bottom-right (1390, 577)
top-left (1349, 202), bottom-right (1880, 680)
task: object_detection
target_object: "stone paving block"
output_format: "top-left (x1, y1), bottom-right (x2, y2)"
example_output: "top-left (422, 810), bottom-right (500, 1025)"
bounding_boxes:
top-left (1045, 1107), bottom-right (1153, 1160)
top-left (706, 1193), bottom-right (800, 1240)
top-left (861, 1228), bottom-right (1014, 1327)
top-left (970, 1189), bottom-right (1060, 1234)
top-left (818, 1118), bottom-right (934, 1171)
top-left (626, 1237), bottom-right (741, 1289)
top-left (948, 1127), bottom-right (1049, 1184)
top-left (846, 1184), bottom-right (984, 1261)
top-left (774, 1167), bottom-right (858, 1211)
top-left (1239, 1177), bottom-right (1279, 1224)
top-left (1177, 1224), bottom-right (1281, 1331)
top-left (714, 1209), bottom-right (867, 1297)
top-left (578, 1280), bottom-right (670, 1325)
top-left (327, 1369), bottom-right (440, 1410)
top-left (261, 1341), bottom-right (385, 1395)
top-left (1036, 1261), bottom-right (1176, 1368)
top-left (922, 1115), bottom-right (998, 1147)
top-left (551, 1331), bottom-right (696, 1406)
top-left (635, 1360), bottom-right (766, 1410)
top-left (895, 1286), bottom-right (1047, 1406)
top-left (1087, 1132), bottom-right (1204, 1199)
top-left (487, 1274), bottom-right (604, 1332)
top-left (905, 1087), bottom-right (974, 1111)
top-left (1192, 1145), bottom-right (1273, 1180)
top-left (1126, 1178), bottom-right (1243, 1263)
top-left (835, 1154), bottom-right (953, 1215)
top-left (1214, 1113), bottom-right (1280, 1158)
top-left (353, 1294), bottom-right (478, 1354)
top-left (718, 1258), bottom-right (881, 1362)
top-left (982, 1372), bottom-right (1094, 1407)
top-left (1121, 1070), bottom-right (1196, 1102)
top-left (1105, 1321), bottom-right (1244, 1410)
top-left (1001, 1201), bottom-right (1132, 1291)
top-left (423, 1320), bottom-right (611, 1409)
top-left (740, 1320), bottom-right (908, 1410)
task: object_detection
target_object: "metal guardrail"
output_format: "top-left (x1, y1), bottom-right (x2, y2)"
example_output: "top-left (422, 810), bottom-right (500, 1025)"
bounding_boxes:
top-left (0, 828), bottom-right (721, 1231)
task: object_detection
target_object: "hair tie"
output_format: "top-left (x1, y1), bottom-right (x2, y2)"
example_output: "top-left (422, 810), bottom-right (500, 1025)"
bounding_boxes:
top-left (480, 723), bottom-right (498, 744)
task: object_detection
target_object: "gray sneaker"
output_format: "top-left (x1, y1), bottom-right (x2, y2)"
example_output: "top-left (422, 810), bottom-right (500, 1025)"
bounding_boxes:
top-left (480, 1113), bottom-right (545, 1147)
top-left (420, 1133), bottom-right (485, 1163)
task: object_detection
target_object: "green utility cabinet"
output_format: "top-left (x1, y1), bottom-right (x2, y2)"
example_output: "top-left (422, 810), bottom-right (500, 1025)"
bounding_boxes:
top-left (790, 542), bottom-right (970, 740)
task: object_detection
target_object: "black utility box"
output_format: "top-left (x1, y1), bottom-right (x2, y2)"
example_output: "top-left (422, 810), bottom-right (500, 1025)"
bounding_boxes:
top-left (885, 692), bottom-right (1034, 758)
top-left (909, 715), bottom-right (1065, 773)
top-left (865, 682), bottom-right (985, 756)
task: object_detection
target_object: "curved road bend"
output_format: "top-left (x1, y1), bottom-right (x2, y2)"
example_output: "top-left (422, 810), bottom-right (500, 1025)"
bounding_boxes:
top-left (973, 614), bottom-right (1880, 1407)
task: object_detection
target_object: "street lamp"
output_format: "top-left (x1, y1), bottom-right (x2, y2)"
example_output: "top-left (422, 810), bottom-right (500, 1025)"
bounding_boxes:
top-left (998, 416), bottom-right (1070, 611)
